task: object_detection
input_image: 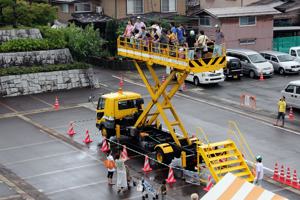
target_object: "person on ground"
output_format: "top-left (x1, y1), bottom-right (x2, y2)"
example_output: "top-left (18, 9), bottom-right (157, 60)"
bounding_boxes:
top-left (213, 24), bottom-right (224, 57)
top-left (186, 30), bottom-right (196, 60)
top-left (190, 193), bottom-right (199, 200)
top-left (160, 180), bottom-right (167, 200)
top-left (115, 154), bottom-right (127, 193)
top-left (106, 150), bottom-right (115, 185)
top-left (254, 155), bottom-right (264, 186)
top-left (274, 96), bottom-right (286, 127)
top-left (125, 164), bottom-right (132, 190)
top-left (133, 16), bottom-right (146, 33)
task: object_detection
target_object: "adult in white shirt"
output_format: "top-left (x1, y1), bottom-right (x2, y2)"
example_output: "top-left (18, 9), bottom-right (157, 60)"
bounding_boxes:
top-left (106, 150), bottom-right (116, 185)
top-left (254, 155), bottom-right (264, 186)
top-left (133, 16), bottom-right (146, 33)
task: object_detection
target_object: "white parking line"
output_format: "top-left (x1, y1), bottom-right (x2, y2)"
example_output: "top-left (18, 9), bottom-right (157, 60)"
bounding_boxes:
top-left (46, 180), bottom-right (107, 195)
top-left (24, 163), bottom-right (99, 179)
top-left (0, 140), bottom-right (57, 152)
top-left (5, 150), bottom-right (77, 166)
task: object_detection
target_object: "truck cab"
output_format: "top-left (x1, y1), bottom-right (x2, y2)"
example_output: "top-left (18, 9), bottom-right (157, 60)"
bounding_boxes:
top-left (289, 47), bottom-right (300, 63)
top-left (224, 56), bottom-right (243, 79)
top-left (96, 91), bottom-right (144, 138)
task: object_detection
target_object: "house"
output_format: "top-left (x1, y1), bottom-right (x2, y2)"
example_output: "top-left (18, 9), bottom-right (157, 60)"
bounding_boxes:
top-left (52, 0), bottom-right (186, 24)
top-left (191, 6), bottom-right (280, 51)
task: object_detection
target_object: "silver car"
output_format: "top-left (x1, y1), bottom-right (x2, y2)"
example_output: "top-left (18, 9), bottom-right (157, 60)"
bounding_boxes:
top-left (260, 51), bottom-right (300, 75)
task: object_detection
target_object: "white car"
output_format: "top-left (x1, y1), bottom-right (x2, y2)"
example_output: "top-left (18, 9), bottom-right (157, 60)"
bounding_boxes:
top-left (281, 80), bottom-right (300, 109)
top-left (166, 67), bottom-right (225, 85)
top-left (260, 51), bottom-right (300, 75)
top-left (289, 47), bottom-right (300, 63)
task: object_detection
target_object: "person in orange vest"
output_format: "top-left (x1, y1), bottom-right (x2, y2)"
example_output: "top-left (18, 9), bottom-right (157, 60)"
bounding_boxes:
top-left (274, 96), bottom-right (286, 127)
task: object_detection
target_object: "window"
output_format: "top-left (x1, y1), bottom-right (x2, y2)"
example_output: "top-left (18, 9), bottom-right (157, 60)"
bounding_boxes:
top-left (199, 16), bottom-right (211, 26)
top-left (285, 85), bottom-right (295, 93)
top-left (74, 3), bottom-right (91, 13)
top-left (263, 54), bottom-right (271, 60)
top-left (118, 100), bottom-right (135, 110)
top-left (296, 86), bottom-right (300, 95)
top-left (271, 56), bottom-right (278, 63)
top-left (61, 4), bottom-right (69, 13)
top-left (127, 0), bottom-right (143, 14)
top-left (239, 16), bottom-right (256, 26)
top-left (97, 98), bottom-right (105, 110)
top-left (291, 50), bottom-right (296, 57)
top-left (239, 38), bottom-right (256, 45)
top-left (161, 0), bottom-right (176, 12)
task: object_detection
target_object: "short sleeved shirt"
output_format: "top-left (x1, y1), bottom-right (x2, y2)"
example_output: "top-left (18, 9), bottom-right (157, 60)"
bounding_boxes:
top-left (215, 31), bottom-right (224, 45)
top-left (278, 100), bottom-right (286, 113)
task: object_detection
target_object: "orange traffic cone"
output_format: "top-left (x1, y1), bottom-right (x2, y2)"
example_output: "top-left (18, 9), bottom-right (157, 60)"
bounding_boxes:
top-left (53, 96), bottom-right (60, 110)
top-left (142, 155), bottom-right (152, 172)
top-left (67, 122), bottom-right (76, 136)
top-left (272, 163), bottom-right (279, 181)
top-left (83, 130), bottom-right (93, 144)
top-left (292, 170), bottom-right (300, 189)
top-left (166, 167), bottom-right (176, 184)
top-left (203, 175), bottom-right (214, 191)
top-left (259, 73), bottom-right (264, 81)
top-left (288, 107), bottom-right (295, 121)
top-left (162, 74), bottom-right (166, 84)
top-left (279, 165), bottom-right (285, 183)
top-left (121, 145), bottom-right (129, 161)
top-left (285, 167), bottom-right (292, 186)
top-left (101, 138), bottom-right (110, 153)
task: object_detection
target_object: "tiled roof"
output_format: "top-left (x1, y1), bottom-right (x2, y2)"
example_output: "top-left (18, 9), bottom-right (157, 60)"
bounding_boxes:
top-left (197, 6), bottom-right (281, 18)
top-left (71, 13), bottom-right (112, 23)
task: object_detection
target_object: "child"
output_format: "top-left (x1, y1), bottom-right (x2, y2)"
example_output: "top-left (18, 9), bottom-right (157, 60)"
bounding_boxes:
top-left (160, 180), bottom-right (167, 200)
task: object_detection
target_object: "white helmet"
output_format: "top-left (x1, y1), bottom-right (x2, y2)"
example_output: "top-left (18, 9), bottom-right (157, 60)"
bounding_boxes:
top-left (190, 30), bottom-right (195, 36)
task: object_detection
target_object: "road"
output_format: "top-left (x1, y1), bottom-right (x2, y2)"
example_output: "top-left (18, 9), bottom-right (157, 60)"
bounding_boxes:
top-left (0, 67), bottom-right (300, 199)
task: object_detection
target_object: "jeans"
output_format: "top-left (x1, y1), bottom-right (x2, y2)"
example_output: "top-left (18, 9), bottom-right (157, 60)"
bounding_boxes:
top-left (213, 44), bottom-right (223, 57)
top-left (188, 50), bottom-right (195, 60)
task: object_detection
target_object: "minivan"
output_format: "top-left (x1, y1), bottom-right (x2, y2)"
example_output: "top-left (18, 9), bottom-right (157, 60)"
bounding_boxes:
top-left (281, 80), bottom-right (300, 109)
top-left (227, 49), bottom-right (274, 79)
top-left (224, 56), bottom-right (243, 79)
top-left (260, 51), bottom-right (300, 75)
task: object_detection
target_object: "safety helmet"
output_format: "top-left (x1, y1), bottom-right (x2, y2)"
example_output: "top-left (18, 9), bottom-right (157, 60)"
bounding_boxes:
top-left (190, 30), bottom-right (195, 36)
top-left (256, 155), bottom-right (262, 162)
top-left (215, 24), bottom-right (220, 28)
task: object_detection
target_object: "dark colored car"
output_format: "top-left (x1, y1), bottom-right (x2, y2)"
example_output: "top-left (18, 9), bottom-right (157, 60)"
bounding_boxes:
top-left (224, 56), bottom-right (243, 79)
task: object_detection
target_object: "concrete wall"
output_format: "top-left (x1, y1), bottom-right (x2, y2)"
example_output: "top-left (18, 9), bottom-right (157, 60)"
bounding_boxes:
top-left (0, 49), bottom-right (73, 67)
top-left (0, 69), bottom-right (91, 97)
top-left (0, 29), bottom-right (42, 43)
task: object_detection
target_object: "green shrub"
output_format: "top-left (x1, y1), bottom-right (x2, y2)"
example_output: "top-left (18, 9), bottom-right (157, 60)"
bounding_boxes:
top-left (0, 38), bottom-right (66, 52)
top-left (0, 62), bottom-right (91, 76)
top-left (105, 20), bottom-right (118, 56)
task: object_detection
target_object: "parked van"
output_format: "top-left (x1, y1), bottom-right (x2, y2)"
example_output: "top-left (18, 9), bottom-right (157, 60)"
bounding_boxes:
top-left (166, 67), bottom-right (225, 85)
top-left (227, 49), bottom-right (274, 79)
top-left (289, 47), bottom-right (300, 63)
top-left (281, 80), bottom-right (300, 109)
top-left (224, 56), bottom-right (243, 79)
top-left (260, 51), bottom-right (300, 75)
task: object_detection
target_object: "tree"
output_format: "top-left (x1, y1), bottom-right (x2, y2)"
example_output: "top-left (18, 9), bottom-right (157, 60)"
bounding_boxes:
top-left (105, 20), bottom-right (118, 56)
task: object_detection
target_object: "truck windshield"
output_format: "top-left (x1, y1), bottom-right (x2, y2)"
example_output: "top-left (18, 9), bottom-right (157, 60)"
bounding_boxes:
top-left (248, 54), bottom-right (266, 63)
top-left (97, 98), bottom-right (105, 110)
top-left (278, 54), bottom-right (294, 62)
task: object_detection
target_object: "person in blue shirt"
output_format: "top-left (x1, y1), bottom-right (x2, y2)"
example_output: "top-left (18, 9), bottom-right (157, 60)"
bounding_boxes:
top-left (177, 24), bottom-right (185, 45)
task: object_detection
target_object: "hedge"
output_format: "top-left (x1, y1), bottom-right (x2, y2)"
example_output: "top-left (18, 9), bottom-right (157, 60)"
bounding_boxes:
top-left (0, 62), bottom-right (91, 76)
top-left (0, 38), bottom-right (66, 53)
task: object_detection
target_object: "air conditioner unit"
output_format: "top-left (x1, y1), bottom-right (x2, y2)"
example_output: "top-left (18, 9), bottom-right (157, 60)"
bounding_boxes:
top-left (96, 6), bottom-right (103, 15)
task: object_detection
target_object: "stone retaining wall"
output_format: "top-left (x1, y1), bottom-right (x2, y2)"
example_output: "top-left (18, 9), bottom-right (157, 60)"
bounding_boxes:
top-left (0, 69), bottom-right (91, 97)
top-left (0, 49), bottom-right (73, 67)
top-left (0, 29), bottom-right (42, 43)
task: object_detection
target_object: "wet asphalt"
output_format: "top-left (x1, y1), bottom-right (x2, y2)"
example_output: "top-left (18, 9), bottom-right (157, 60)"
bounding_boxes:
top-left (0, 67), bottom-right (300, 199)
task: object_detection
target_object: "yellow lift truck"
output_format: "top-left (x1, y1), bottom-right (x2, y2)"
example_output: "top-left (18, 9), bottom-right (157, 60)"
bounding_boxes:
top-left (96, 37), bottom-right (254, 183)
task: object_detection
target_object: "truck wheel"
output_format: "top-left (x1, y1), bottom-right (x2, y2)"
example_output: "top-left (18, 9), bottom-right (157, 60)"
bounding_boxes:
top-left (156, 148), bottom-right (173, 165)
top-left (279, 68), bottom-right (285, 75)
top-left (249, 70), bottom-right (255, 79)
top-left (193, 77), bottom-right (200, 86)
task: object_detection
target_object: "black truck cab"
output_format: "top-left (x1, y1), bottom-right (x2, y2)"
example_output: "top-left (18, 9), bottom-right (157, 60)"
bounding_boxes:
top-left (224, 56), bottom-right (243, 79)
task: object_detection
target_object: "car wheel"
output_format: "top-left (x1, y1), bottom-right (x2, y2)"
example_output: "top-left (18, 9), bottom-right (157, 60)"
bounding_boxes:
top-left (249, 70), bottom-right (256, 79)
top-left (193, 77), bottom-right (200, 86)
top-left (279, 68), bottom-right (285, 75)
